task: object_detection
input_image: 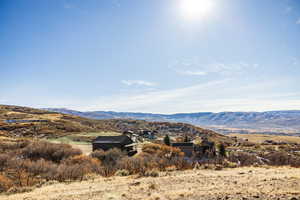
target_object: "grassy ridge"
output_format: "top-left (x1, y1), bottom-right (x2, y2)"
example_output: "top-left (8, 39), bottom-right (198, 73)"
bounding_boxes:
top-left (0, 105), bottom-right (232, 144)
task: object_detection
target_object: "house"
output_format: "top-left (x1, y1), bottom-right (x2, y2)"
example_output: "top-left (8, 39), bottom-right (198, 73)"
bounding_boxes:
top-left (92, 135), bottom-right (137, 156)
top-left (194, 139), bottom-right (216, 158)
top-left (171, 142), bottom-right (194, 157)
top-left (172, 139), bottom-right (216, 158)
top-left (138, 130), bottom-right (157, 139)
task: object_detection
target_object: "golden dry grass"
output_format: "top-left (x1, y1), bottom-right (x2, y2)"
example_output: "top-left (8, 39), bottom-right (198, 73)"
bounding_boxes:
top-left (229, 133), bottom-right (300, 144)
top-left (71, 144), bottom-right (92, 155)
top-left (1, 167), bottom-right (300, 200)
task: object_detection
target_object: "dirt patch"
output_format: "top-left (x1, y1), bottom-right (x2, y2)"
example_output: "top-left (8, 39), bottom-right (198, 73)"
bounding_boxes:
top-left (229, 133), bottom-right (300, 144)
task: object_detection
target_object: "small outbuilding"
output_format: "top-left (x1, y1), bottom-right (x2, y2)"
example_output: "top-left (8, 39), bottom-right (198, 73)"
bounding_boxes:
top-left (92, 135), bottom-right (137, 156)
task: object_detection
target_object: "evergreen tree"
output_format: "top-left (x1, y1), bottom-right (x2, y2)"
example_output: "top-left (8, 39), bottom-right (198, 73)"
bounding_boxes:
top-left (184, 135), bottom-right (189, 142)
top-left (218, 143), bottom-right (226, 157)
top-left (164, 134), bottom-right (171, 146)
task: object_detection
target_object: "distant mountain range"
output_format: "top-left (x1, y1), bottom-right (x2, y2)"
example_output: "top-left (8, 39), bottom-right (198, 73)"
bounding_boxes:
top-left (45, 108), bottom-right (300, 135)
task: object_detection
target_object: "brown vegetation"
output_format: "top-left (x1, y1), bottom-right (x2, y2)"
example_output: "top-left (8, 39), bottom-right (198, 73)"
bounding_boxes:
top-left (0, 140), bottom-right (190, 193)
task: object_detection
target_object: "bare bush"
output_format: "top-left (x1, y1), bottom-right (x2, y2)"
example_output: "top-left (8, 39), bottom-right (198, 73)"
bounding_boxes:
top-left (0, 153), bottom-right (9, 171)
top-left (0, 140), bottom-right (29, 153)
top-left (228, 152), bottom-right (261, 166)
top-left (262, 152), bottom-right (300, 167)
top-left (91, 149), bottom-right (126, 176)
top-left (21, 141), bottom-right (82, 163)
top-left (115, 169), bottom-right (130, 176)
top-left (63, 155), bottom-right (102, 175)
top-left (0, 175), bottom-right (13, 192)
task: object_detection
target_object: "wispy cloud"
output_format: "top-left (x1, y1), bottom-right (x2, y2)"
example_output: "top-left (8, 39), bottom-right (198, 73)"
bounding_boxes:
top-left (121, 80), bottom-right (157, 87)
top-left (296, 18), bottom-right (300, 25)
top-left (11, 78), bottom-right (299, 114)
top-left (169, 58), bottom-right (258, 77)
top-left (178, 70), bottom-right (207, 76)
top-left (83, 79), bottom-right (230, 112)
top-left (52, 79), bottom-right (297, 113)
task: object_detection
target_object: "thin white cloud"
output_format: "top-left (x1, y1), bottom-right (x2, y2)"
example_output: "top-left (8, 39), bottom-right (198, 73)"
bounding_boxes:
top-left (296, 18), bottom-right (300, 24)
top-left (69, 78), bottom-right (297, 113)
top-left (169, 59), bottom-right (258, 76)
top-left (121, 80), bottom-right (157, 87)
top-left (11, 78), bottom-right (300, 114)
top-left (178, 70), bottom-right (207, 76)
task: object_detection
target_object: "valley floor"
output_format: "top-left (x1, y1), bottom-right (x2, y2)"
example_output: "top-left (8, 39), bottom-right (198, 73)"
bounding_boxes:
top-left (1, 167), bottom-right (300, 200)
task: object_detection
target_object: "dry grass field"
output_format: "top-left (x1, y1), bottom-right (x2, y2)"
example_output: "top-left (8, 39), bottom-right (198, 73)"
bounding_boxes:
top-left (1, 167), bottom-right (300, 200)
top-left (229, 133), bottom-right (300, 144)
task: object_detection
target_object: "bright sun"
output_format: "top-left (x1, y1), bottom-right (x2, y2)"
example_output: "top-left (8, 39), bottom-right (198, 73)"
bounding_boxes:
top-left (179, 0), bottom-right (214, 20)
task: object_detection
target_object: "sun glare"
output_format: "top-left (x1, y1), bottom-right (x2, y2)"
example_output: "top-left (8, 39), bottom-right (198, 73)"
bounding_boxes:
top-left (179, 0), bottom-right (214, 20)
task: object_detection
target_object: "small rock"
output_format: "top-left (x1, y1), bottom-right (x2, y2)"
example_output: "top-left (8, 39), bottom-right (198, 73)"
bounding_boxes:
top-left (130, 181), bottom-right (141, 186)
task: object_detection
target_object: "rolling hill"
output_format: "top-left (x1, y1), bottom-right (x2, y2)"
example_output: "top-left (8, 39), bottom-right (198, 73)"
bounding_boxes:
top-left (45, 108), bottom-right (300, 135)
top-left (0, 105), bottom-right (231, 143)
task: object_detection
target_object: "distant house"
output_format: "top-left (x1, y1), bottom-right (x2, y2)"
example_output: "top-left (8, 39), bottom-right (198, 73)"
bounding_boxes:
top-left (171, 142), bottom-right (194, 157)
top-left (172, 139), bottom-right (216, 158)
top-left (138, 130), bottom-right (157, 139)
top-left (194, 139), bottom-right (216, 158)
top-left (92, 135), bottom-right (137, 156)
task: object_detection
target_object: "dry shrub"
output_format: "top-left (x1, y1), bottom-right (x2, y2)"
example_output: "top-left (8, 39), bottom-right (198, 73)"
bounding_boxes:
top-left (91, 149), bottom-right (125, 165)
top-left (262, 152), bottom-right (300, 167)
top-left (115, 169), bottom-right (130, 176)
top-left (117, 156), bottom-right (146, 175)
top-left (63, 155), bottom-right (102, 175)
top-left (0, 139), bottom-right (107, 193)
top-left (0, 140), bottom-right (29, 153)
top-left (290, 157), bottom-right (300, 168)
top-left (91, 149), bottom-right (126, 176)
top-left (6, 186), bottom-right (33, 194)
top-left (142, 143), bottom-right (184, 158)
top-left (0, 153), bottom-right (9, 171)
top-left (222, 160), bottom-right (238, 168)
top-left (5, 158), bottom-right (40, 187)
top-left (0, 175), bottom-right (13, 192)
top-left (55, 164), bottom-right (86, 181)
top-left (23, 159), bottom-right (58, 181)
top-left (228, 152), bottom-right (261, 166)
top-left (141, 143), bottom-right (190, 170)
top-left (144, 169), bottom-right (159, 177)
top-left (117, 144), bottom-right (191, 175)
top-left (263, 152), bottom-right (291, 166)
top-left (21, 141), bottom-right (82, 163)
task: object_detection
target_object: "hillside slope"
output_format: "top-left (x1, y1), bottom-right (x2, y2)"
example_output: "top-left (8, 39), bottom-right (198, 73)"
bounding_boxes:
top-left (0, 105), bottom-right (231, 143)
top-left (2, 167), bottom-right (300, 200)
top-left (45, 108), bottom-right (300, 132)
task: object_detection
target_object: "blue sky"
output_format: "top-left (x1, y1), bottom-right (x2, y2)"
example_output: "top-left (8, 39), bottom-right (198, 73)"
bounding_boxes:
top-left (1, 0), bottom-right (300, 113)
